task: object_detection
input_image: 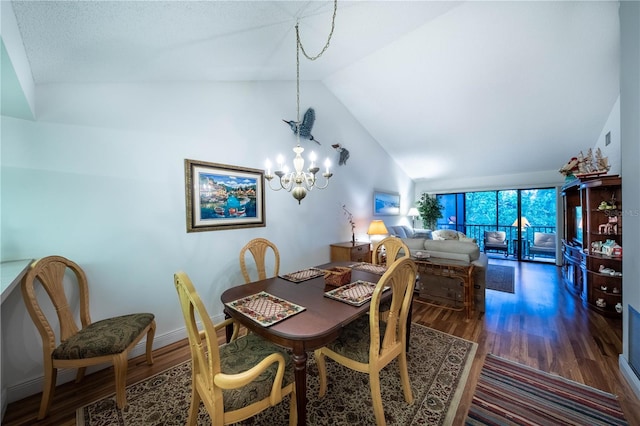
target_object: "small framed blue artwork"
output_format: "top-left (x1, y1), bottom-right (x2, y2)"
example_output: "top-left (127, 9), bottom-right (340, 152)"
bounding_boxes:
top-left (373, 191), bottom-right (400, 216)
top-left (185, 159), bottom-right (265, 232)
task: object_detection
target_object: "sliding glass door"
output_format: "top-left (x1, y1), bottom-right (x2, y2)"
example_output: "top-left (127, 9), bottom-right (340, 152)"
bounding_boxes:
top-left (436, 188), bottom-right (556, 262)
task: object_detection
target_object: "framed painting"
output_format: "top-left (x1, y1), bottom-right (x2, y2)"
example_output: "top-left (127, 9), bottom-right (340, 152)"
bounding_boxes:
top-left (373, 191), bottom-right (400, 216)
top-left (184, 159), bottom-right (265, 232)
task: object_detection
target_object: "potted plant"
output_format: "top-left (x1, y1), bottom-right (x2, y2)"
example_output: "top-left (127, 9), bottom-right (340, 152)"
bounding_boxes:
top-left (416, 193), bottom-right (443, 230)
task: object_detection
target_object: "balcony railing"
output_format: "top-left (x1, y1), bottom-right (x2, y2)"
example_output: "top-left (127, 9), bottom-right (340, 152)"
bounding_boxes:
top-left (437, 224), bottom-right (557, 258)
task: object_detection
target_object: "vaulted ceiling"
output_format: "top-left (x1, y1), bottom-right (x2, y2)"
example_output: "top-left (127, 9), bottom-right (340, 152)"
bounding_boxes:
top-left (3, 1), bottom-right (620, 182)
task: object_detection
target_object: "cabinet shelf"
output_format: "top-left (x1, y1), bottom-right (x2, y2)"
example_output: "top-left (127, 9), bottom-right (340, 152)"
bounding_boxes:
top-left (562, 175), bottom-right (622, 317)
top-left (593, 287), bottom-right (622, 296)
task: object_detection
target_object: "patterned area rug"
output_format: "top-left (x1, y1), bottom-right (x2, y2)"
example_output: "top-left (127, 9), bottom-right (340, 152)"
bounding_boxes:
top-left (485, 264), bottom-right (515, 293)
top-left (466, 354), bottom-right (629, 425)
top-left (77, 324), bottom-right (476, 425)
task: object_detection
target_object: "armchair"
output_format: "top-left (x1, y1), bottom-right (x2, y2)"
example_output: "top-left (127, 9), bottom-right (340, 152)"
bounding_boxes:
top-left (484, 231), bottom-right (508, 256)
top-left (529, 232), bottom-right (556, 258)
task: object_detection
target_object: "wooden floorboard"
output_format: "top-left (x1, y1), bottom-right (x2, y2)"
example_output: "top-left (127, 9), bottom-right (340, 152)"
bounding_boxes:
top-left (3, 258), bottom-right (640, 425)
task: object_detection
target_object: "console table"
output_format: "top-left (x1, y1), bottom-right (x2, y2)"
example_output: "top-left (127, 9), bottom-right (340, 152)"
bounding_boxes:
top-left (329, 242), bottom-right (371, 263)
top-left (412, 256), bottom-right (475, 319)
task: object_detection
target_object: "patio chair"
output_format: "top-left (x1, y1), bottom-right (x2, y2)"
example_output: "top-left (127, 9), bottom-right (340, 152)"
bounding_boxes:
top-left (484, 231), bottom-right (508, 256)
top-left (529, 232), bottom-right (556, 258)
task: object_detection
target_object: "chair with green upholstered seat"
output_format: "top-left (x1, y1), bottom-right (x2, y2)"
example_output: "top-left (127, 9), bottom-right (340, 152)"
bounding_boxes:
top-left (239, 238), bottom-right (280, 283)
top-left (314, 257), bottom-right (417, 426)
top-left (174, 271), bottom-right (297, 425)
top-left (21, 255), bottom-right (156, 419)
top-left (372, 237), bottom-right (410, 266)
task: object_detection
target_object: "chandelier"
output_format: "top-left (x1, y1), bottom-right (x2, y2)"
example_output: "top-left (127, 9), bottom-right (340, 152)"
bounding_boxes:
top-left (265, 0), bottom-right (338, 204)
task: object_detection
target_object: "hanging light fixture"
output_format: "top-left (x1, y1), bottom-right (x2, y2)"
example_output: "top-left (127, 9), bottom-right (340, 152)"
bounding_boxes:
top-left (265, 1), bottom-right (338, 204)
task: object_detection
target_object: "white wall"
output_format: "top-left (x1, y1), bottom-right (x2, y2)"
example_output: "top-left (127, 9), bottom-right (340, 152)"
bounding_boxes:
top-left (619, 0), bottom-right (640, 398)
top-left (594, 96), bottom-right (622, 176)
top-left (0, 80), bottom-right (414, 403)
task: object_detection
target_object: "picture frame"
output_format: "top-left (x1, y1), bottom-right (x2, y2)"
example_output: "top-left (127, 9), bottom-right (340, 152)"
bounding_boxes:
top-left (373, 190), bottom-right (400, 216)
top-left (184, 159), bottom-right (265, 232)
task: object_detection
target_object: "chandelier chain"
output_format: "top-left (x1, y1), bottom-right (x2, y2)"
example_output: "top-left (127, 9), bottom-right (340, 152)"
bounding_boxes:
top-left (295, 0), bottom-right (337, 123)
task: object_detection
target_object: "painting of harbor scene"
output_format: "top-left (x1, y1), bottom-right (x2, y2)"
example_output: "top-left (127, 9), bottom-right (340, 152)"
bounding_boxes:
top-left (185, 160), bottom-right (265, 232)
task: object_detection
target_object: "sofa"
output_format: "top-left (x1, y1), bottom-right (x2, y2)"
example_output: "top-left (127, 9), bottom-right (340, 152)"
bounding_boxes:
top-left (388, 226), bottom-right (488, 312)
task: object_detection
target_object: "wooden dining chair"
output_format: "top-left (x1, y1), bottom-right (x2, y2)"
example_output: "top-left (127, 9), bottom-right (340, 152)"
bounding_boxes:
top-left (372, 236), bottom-right (410, 266)
top-left (21, 255), bottom-right (156, 419)
top-left (314, 257), bottom-right (417, 426)
top-left (239, 238), bottom-right (280, 283)
top-left (173, 271), bottom-right (297, 425)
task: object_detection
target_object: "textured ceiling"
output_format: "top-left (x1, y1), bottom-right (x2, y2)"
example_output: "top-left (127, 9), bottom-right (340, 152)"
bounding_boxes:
top-left (6, 0), bottom-right (620, 182)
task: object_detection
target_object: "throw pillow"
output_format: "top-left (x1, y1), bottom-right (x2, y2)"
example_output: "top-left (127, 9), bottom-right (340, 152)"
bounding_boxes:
top-left (432, 229), bottom-right (459, 240)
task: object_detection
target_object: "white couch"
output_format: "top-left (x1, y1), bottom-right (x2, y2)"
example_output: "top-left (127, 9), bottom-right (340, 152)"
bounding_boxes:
top-left (388, 226), bottom-right (488, 312)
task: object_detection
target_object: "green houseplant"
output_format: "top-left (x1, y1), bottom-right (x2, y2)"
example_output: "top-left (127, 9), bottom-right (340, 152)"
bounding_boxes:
top-left (416, 193), bottom-right (443, 230)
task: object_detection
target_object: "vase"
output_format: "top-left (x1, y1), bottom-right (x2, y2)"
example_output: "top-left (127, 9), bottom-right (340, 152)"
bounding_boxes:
top-left (351, 233), bottom-right (355, 246)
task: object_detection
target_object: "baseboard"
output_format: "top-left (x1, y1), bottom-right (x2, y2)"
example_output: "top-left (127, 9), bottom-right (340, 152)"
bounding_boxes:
top-left (3, 311), bottom-right (230, 406)
top-left (620, 354), bottom-right (640, 400)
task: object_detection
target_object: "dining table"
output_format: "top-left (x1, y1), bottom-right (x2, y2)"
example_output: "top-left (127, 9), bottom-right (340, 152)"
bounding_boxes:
top-left (220, 260), bottom-right (392, 426)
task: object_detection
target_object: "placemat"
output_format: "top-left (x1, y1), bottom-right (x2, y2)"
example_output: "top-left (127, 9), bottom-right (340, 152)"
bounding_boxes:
top-left (225, 291), bottom-right (305, 326)
top-left (352, 263), bottom-right (388, 275)
top-left (324, 280), bottom-right (387, 306)
top-left (279, 267), bottom-right (324, 283)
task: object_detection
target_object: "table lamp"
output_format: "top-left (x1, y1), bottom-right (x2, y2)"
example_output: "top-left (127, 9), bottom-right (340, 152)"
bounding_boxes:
top-left (407, 208), bottom-right (419, 230)
top-left (367, 220), bottom-right (388, 243)
top-left (512, 217), bottom-right (531, 232)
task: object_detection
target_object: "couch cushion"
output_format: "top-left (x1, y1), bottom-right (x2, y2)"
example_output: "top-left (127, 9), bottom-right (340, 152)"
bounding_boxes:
top-left (402, 238), bottom-right (427, 250)
top-left (422, 240), bottom-right (480, 262)
top-left (389, 226), bottom-right (409, 238)
top-left (432, 229), bottom-right (459, 240)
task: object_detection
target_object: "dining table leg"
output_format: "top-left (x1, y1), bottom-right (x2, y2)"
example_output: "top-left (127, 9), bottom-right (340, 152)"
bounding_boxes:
top-left (292, 349), bottom-right (308, 426)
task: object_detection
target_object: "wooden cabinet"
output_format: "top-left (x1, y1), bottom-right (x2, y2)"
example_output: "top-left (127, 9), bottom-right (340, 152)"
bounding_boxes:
top-left (562, 176), bottom-right (622, 316)
top-left (330, 242), bottom-right (371, 263)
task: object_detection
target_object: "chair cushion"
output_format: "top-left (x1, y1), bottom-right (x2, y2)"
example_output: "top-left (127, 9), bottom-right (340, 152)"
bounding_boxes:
top-left (485, 231), bottom-right (506, 244)
top-left (220, 333), bottom-right (295, 412)
top-left (533, 232), bottom-right (555, 247)
top-left (323, 316), bottom-right (386, 364)
top-left (53, 313), bottom-right (154, 360)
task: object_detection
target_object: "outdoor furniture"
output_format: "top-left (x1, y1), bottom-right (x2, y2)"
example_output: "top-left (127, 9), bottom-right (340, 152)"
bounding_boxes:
top-left (21, 256), bottom-right (155, 419)
top-left (174, 271), bottom-right (296, 425)
top-left (529, 232), bottom-right (556, 258)
top-left (484, 231), bottom-right (508, 256)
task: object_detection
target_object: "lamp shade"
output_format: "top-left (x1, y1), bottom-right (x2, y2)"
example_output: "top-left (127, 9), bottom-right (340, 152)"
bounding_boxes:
top-left (367, 220), bottom-right (389, 235)
top-left (407, 207), bottom-right (419, 218)
top-left (512, 217), bottom-right (531, 229)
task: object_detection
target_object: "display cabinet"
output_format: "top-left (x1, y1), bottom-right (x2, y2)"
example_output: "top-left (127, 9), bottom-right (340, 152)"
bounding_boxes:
top-left (561, 175), bottom-right (622, 316)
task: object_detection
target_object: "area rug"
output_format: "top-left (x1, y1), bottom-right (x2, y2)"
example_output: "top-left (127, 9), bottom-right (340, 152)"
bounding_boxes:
top-left (77, 324), bottom-right (477, 425)
top-left (466, 353), bottom-right (629, 425)
top-left (485, 264), bottom-right (515, 293)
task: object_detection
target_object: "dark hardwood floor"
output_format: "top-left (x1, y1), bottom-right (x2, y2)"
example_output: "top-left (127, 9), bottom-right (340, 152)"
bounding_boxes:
top-left (4, 258), bottom-right (640, 425)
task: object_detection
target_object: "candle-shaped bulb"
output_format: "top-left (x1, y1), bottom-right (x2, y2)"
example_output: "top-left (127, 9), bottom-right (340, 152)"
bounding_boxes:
top-left (309, 151), bottom-right (317, 168)
top-left (324, 158), bottom-right (331, 173)
top-left (265, 159), bottom-right (272, 175)
top-left (276, 154), bottom-right (284, 170)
